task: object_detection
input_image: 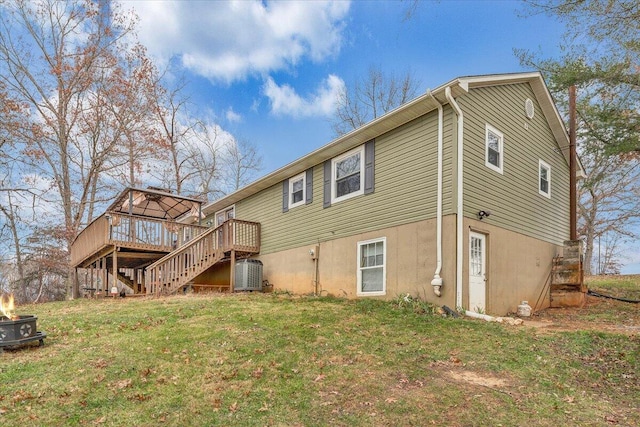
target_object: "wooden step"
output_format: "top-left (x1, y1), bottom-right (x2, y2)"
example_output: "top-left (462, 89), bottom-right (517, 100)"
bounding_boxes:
top-left (550, 290), bottom-right (586, 307)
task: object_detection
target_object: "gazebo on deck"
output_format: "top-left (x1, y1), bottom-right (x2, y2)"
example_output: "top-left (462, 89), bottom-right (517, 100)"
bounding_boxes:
top-left (71, 187), bottom-right (206, 296)
top-left (71, 187), bottom-right (260, 297)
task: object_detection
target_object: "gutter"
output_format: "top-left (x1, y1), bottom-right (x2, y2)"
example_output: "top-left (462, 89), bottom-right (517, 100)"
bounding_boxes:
top-left (426, 90), bottom-right (444, 297)
top-left (445, 87), bottom-right (464, 310)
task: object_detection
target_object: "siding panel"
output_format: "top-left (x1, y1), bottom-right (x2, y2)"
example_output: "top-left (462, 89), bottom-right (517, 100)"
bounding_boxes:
top-left (460, 83), bottom-right (570, 245)
top-left (237, 111), bottom-right (448, 254)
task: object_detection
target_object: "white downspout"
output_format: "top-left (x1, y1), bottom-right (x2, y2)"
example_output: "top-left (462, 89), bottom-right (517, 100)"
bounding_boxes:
top-left (445, 87), bottom-right (464, 310)
top-left (427, 90), bottom-right (444, 297)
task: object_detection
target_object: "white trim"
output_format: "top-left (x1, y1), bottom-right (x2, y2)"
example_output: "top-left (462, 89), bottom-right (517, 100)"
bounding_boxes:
top-left (356, 237), bottom-right (386, 296)
top-left (288, 172), bottom-right (306, 209)
top-left (538, 159), bottom-right (551, 198)
top-left (331, 145), bottom-right (365, 204)
top-left (426, 90), bottom-right (444, 295)
top-left (446, 87), bottom-right (464, 310)
top-left (485, 124), bottom-right (504, 174)
top-left (468, 231), bottom-right (487, 313)
top-left (201, 72), bottom-right (586, 218)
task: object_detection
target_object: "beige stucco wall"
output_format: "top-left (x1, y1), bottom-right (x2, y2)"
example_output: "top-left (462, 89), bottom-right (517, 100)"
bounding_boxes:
top-left (251, 215), bottom-right (560, 315)
top-left (253, 217), bottom-right (457, 308)
top-left (463, 218), bottom-right (562, 315)
top-left (193, 214), bottom-right (560, 316)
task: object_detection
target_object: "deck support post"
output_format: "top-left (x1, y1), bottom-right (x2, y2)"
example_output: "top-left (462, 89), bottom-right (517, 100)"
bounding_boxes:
top-left (230, 249), bottom-right (236, 293)
top-left (100, 257), bottom-right (106, 295)
top-left (112, 246), bottom-right (118, 296)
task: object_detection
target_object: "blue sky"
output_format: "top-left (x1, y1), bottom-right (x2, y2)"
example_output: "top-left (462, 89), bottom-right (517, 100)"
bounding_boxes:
top-left (122, 0), bottom-right (639, 273)
top-left (127, 0), bottom-right (566, 171)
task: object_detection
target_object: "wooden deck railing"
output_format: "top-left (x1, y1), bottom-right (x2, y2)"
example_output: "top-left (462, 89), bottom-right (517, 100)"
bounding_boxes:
top-left (146, 219), bottom-right (260, 295)
top-left (71, 215), bottom-right (110, 267)
top-left (70, 212), bottom-right (208, 267)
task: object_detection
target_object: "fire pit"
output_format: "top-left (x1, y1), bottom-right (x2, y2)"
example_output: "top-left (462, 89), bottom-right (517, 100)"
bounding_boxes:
top-left (0, 294), bottom-right (47, 350)
top-left (0, 315), bottom-right (46, 349)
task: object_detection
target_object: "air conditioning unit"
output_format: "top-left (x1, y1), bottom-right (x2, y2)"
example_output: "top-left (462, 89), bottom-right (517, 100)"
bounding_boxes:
top-left (234, 259), bottom-right (263, 291)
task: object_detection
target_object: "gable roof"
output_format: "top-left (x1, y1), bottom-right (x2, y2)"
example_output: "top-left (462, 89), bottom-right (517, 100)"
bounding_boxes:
top-left (202, 72), bottom-right (582, 217)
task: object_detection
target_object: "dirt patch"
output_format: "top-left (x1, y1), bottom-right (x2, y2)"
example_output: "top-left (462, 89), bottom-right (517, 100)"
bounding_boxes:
top-left (525, 293), bottom-right (639, 335)
top-left (426, 358), bottom-right (513, 397)
top-left (446, 370), bottom-right (507, 389)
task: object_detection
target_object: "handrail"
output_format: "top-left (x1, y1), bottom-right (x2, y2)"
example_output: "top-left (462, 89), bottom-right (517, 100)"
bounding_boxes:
top-left (108, 213), bottom-right (208, 250)
top-left (70, 211), bottom-right (208, 267)
top-left (145, 222), bottom-right (222, 273)
top-left (145, 219), bottom-right (260, 295)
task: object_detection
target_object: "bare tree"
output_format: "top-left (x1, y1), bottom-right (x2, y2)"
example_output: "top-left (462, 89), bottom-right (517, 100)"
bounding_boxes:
top-left (221, 138), bottom-right (263, 193)
top-left (147, 78), bottom-right (205, 196)
top-left (78, 43), bottom-right (160, 220)
top-left (0, 0), bottom-right (156, 298)
top-left (184, 124), bottom-right (224, 201)
top-left (0, 194), bottom-right (26, 295)
top-left (331, 66), bottom-right (422, 136)
top-left (578, 148), bottom-right (640, 275)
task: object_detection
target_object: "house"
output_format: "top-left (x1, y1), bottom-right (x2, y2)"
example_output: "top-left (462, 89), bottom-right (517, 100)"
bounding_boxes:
top-left (71, 72), bottom-right (583, 315)
top-left (196, 72), bottom-right (583, 315)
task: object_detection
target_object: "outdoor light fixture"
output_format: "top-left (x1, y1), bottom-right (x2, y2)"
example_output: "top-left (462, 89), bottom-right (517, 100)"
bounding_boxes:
top-left (477, 210), bottom-right (491, 220)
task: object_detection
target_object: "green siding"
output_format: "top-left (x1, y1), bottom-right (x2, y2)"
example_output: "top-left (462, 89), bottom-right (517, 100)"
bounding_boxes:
top-left (226, 81), bottom-right (568, 255)
top-left (236, 111), bottom-right (450, 255)
top-left (460, 83), bottom-right (570, 245)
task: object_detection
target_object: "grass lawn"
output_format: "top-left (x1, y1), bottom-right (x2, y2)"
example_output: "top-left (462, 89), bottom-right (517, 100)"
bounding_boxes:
top-left (1, 276), bottom-right (638, 426)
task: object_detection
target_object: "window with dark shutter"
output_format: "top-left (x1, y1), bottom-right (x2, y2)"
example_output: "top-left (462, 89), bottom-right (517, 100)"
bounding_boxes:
top-left (323, 160), bottom-right (331, 208)
top-left (364, 139), bottom-right (375, 194)
top-left (282, 179), bottom-right (289, 212)
top-left (305, 168), bottom-right (313, 204)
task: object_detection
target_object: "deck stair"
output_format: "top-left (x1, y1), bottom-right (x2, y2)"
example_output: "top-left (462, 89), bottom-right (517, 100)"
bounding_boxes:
top-left (145, 219), bottom-right (260, 296)
top-left (116, 268), bottom-right (147, 293)
top-left (550, 240), bottom-right (586, 307)
top-left (117, 270), bottom-right (135, 289)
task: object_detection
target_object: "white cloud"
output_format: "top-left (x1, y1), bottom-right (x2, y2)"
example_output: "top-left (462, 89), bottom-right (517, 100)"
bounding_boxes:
top-left (263, 74), bottom-right (345, 118)
top-left (225, 107), bottom-right (242, 124)
top-left (125, 1), bottom-right (351, 83)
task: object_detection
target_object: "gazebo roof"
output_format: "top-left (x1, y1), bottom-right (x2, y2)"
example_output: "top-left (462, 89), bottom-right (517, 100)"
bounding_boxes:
top-left (107, 187), bottom-right (203, 220)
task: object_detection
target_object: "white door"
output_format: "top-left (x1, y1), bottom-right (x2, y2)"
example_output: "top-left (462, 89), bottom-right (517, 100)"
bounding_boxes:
top-left (215, 206), bottom-right (235, 227)
top-left (469, 232), bottom-right (486, 313)
top-left (215, 206), bottom-right (235, 247)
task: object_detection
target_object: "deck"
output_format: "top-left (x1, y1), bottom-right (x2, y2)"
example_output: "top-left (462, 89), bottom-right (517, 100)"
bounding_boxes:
top-left (71, 212), bottom-right (209, 268)
top-left (71, 188), bottom-right (260, 296)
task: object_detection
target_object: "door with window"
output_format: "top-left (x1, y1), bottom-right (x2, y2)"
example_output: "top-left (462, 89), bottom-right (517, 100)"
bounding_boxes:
top-left (469, 232), bottom-right (487, 313)
top-left (215, 206), bottom-right (235, 248)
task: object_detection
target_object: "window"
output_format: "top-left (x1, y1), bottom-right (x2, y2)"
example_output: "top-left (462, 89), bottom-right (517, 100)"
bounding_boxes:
top-left (323, 140), bottom-right (374, 208)
top-left (485, 124), bottom-right (503, 174)
top-left (539, 160), bottom-right (551, 198)
top-left (332, 146), bottom-right (364, 203)
top-left (283, 169), bottom-right (313, 212)
top-left (357, 237), bottom-right (386, 296)
top-left (289, 173), bottom-right (306, 209)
